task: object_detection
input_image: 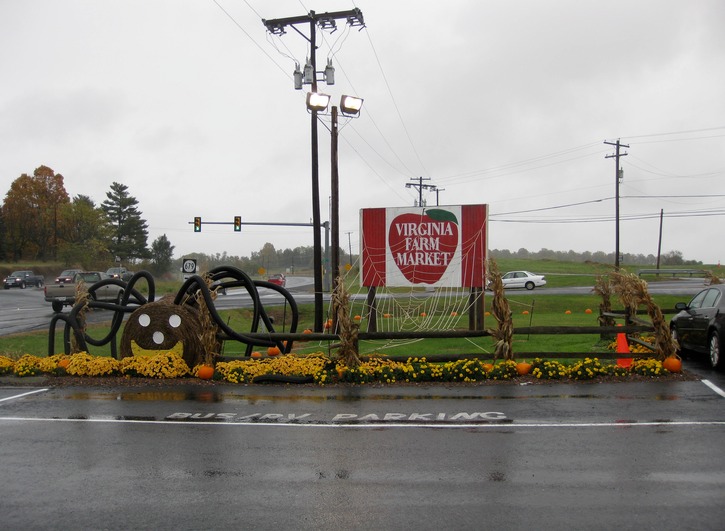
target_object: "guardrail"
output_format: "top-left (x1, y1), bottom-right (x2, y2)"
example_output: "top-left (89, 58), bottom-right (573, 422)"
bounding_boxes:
top-left (637, 268), bottom-right (707, 277)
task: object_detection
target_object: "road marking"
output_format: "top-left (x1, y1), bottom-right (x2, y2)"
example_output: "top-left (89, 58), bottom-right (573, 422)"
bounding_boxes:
top-left (1, 417), bottom-right (724, 429)
top-left (0, 388), bottom-right (49, 403)
top-left (701, 379), bottom-right (725, 398)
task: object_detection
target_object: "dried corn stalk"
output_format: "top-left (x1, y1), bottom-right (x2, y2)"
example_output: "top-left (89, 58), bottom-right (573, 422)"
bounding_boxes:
top-left (610, 269), bottom-right (677, 360)
top-left (193, 273), bottom-right (220, 365)
top-left (705, 271), bottom-right (721, 285)
top-left (485, 259), bottom-right (514, 360)
top-left (593, 274), bottom-right (616, 329)
top-left (71, 280), bottom-right (90, 354)
top-left (331, 276), bottom-right (360, 367)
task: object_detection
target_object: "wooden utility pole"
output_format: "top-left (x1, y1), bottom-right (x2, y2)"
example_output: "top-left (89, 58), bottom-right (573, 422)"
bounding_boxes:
top-left (605, 139), bottom-right (629, 270)
top-left (406, 176), bottom-right (436, 206)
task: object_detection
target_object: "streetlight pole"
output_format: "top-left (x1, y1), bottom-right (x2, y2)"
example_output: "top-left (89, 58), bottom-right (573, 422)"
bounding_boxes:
top-left (263, 8), bottom-right (364, 332)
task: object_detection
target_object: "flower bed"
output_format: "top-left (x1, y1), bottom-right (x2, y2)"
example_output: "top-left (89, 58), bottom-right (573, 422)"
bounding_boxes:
top-left (0, 352), bottom-right (692, 386)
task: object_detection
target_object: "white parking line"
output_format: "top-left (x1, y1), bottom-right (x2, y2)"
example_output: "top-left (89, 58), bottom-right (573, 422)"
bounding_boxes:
top-left (701, 379), bottom-right (725, 398)
top-left (0, 388), bottom-right (49, 403)
top-left (1, 417), bottom-right (724, 429)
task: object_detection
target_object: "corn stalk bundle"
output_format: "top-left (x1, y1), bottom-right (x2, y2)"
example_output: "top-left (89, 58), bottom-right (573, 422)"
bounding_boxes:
top-left (71, 281), bottom-right (90, 354)
top-left (593, 275), bottom-right (616, 329)
top-left (485, 259), bottom-right (514, 360)
top-left (194, 273), bottom-right (221, 365)
top-left (705, 271), bottom-right (721, 285)
top-left (331, 276), bottom-right (361, 367)
top-left (610, 270), bottom-right (677, 360)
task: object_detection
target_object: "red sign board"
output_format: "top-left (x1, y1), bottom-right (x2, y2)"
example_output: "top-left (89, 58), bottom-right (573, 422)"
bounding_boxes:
top-left (360, 205), bottom-right (488, 287)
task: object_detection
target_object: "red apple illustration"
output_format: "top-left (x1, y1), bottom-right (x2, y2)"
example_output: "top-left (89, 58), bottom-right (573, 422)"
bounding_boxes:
top-left (388, 209), bottom-right (459, 284)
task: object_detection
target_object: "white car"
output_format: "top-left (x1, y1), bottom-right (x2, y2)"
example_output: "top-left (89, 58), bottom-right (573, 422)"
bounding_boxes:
top-left (497, 271), bottom-right (547, 290)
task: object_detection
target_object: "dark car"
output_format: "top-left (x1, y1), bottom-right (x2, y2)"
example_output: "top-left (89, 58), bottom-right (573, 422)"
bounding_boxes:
top-left (670, 284), bottom-right (725, 369)
top-left (267, 273), bottom-right (286, 287)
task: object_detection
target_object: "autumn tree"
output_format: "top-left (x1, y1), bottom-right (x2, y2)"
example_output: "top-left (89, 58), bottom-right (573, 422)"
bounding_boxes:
top-left (57, 195), bottom-right (113, 268)
top-left (101, 182), bottom-right (150, 262)
top-left (1, 166), bottom-right (69, 260)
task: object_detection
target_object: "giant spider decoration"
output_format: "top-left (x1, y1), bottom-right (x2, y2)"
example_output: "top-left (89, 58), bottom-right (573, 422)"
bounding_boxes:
top-left (49, 265), bottom-right (299, 367)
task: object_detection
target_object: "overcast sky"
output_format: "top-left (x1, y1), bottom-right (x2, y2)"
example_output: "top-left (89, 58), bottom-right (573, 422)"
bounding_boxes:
top-left (2, 0), bottom-right (724, 266)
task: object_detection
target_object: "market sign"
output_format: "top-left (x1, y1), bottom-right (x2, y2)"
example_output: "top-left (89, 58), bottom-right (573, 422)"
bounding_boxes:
top-left (360, 204), bottom-right (488, 288)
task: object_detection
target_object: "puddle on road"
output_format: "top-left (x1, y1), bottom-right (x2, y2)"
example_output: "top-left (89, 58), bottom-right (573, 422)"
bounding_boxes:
top-left (61, 389), bottom-right (683, 404)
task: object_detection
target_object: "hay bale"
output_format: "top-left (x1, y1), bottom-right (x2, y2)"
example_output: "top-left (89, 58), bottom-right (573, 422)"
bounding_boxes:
top-left (120, 296), bottom-right (215, 367)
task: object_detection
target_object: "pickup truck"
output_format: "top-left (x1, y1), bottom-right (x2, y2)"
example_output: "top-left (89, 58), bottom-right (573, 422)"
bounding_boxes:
top-left (44, 271), bottom-right (124, 313)
top-left (3, 270), bottom-right (45, 289)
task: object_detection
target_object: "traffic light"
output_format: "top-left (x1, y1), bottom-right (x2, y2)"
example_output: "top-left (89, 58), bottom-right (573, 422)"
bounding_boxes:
top-left (193, 217), bottom-right (201, 232)
top-left (234, 216), bottom-right (241, 232)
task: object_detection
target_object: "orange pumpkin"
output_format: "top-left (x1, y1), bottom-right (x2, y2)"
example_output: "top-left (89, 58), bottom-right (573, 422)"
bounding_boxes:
top-left (197, 365), bottom-right (214, 380)
top-left (267, 346), bottom-right (281, 356)
top-left (57, 358), bottom-right (70, 369)
top-left (302, 329), bottom-right (313, 334)
top-left (663, 356), bottom-right (682, 373)
top-left (516, 362), bottom-right (532, 375)
top-left (482, 363), bottom-right (494, 373)
top-left (251, 351), bottom-right (263, 359)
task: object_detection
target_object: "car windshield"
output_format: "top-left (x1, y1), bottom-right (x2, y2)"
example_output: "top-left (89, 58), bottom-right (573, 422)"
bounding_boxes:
top-left (10, 271), bottom-right (25, 276)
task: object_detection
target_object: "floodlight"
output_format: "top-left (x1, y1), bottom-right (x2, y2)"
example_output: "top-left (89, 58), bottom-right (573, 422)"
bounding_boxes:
top-left (306, 92), bottom-right (331, 112)
top-left (340, 95), bottom-right (364, 116)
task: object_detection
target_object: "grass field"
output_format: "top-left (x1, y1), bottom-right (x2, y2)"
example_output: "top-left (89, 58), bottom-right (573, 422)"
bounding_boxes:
top-left (2, 256), bottom-right (712, 359)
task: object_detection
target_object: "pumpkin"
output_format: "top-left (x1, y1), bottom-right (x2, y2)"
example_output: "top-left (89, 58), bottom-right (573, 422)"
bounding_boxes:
top-left (585, 308), bottom-right (593, 314)
top-left (251, 351), bottom-right (262, 359)
top-left (267, 346), bottom-right (281, 356)
top-left (354, 315), bottom-right (362, 321)
top-left (516, 362), bottom-right (532, 375)
top-left (57, 358), bottom-right (70, 369)
top-left (302, 329), bottom-right (312, 334)
top-left (663, 356), bottom-right (682, 373)
top-left (482, 363), bottom-right (494, 373)
top-left (420, 312), bottom-right (427, 317)
top-left (197, 365), bottom-right (214, 380)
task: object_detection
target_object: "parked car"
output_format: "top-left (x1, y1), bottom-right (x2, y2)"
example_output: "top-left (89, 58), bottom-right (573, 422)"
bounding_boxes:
top-left (490, 271), bottom-right (547, 290)
top-left (44, 271), bottom-right (124, 313)
top-left (54, 269), bottom-right (83, 284)
top-left (267, 273), bottom-right (286, 287)
top-left (3, 270), bottom-right (44, 289)
top-left (670, 284), bottom-right (724, 369)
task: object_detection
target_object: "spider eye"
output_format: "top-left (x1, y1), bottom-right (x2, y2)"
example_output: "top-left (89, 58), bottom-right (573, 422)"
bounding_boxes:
top-left (138, 314), bottom-right (151, 327)
top-left (169, 314), bottom-right (181, 328)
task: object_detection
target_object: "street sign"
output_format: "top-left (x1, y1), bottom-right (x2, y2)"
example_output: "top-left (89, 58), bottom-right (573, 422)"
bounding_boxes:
top-left (182, 258), bottom-right (197, 275)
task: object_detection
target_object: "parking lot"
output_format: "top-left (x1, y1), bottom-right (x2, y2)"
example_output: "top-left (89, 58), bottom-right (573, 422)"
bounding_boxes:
top-left (1, 360), bottom-right (724, 530)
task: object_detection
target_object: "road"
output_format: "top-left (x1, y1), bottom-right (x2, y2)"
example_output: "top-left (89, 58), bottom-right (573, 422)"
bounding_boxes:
top-left (0, 277), bottom-right (709, 337)
top-left (0, 364), bottom-right (723, 530)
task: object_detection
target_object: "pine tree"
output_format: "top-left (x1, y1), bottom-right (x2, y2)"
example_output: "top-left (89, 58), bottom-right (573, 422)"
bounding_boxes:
top-left (101, 182), bottom-right (150, 261)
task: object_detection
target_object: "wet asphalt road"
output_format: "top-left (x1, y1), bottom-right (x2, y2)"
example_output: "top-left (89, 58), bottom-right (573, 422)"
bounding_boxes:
top-left (1, 360), bottom-right (724, 530)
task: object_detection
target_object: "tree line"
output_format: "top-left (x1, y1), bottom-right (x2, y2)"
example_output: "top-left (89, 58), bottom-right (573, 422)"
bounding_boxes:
top-left (0, 165), bottom-right (174, 275)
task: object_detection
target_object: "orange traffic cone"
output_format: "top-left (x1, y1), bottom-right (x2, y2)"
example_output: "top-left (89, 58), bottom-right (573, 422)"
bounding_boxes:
top-left (616, 328), bottom-right (633, 368)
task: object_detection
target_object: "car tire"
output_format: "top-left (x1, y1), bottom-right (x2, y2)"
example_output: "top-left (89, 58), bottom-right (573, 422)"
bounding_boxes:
top-left (51, 301), bottom-right (63, 313)
top-left (37, 280), bottom-right (44, 288)
top-left (20, 282), bottom-right (26, 289)
top-left (525, 281), bottom-right (535, 290)
top-left (709, 331), bottom-right (722, 370)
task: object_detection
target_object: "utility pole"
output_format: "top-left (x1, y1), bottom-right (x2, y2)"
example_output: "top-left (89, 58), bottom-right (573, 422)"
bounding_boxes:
top-left (656, 208), bottom-right (664, 269)
top-left (605, 139), bottom-right (629, 270)
top-left (262, 8), bottom-right (364, 332)
top-left (406, 176), bottom-right (436, 207)
top-left (346, 231), bottom-right (353, 266)
top-left (433, 187), bottom-right (445, 206)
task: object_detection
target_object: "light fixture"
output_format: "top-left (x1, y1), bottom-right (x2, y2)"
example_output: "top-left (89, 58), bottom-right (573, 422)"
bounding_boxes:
top-left (306, 92), bottom-right (330, 112)
top-left (324, 59), bottom-right (335, 86)
top-left (293, 63), bottom-right (303, 90)
top-left (340, 95), bottom-right (364, 116)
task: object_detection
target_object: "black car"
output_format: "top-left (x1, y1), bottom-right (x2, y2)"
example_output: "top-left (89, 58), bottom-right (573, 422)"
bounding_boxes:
top-left (670, 284), bottom-right (725, 369)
